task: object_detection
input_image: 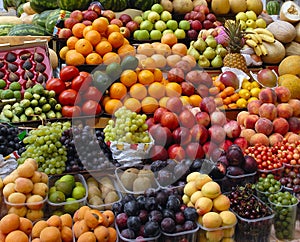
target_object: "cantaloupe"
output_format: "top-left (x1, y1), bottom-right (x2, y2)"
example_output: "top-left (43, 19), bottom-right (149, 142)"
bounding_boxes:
top-left (261, 40), bottom-right (285, 64)
top-left (285, 42), bottom-right (300, 56)
top-left (211, 0), bottom-right (230, 15)
top-left (229, 0), bottom-right (247, 13)
top-left (278, 74), bottom-right (300, 99)
top-left (246, 0), bottom-right (263, 15)
top-left (278, 55), bottom-right (300, 77)
top-left (295, 22), bottom-right (300, 43)
top-left (280, 1), bottom-right (300, 23)
top-left (49, 48), bottom-right (58, 69)
top-left (266, 20), bottom-right (296, 44)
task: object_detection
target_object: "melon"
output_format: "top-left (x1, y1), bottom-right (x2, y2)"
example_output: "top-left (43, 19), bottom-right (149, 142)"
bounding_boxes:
top-left (246, 0), bottom-right (263, 15)
top-left (295, 22), bottom-right (300, 43)
top-left (278, 55), bottom-right (300, 77)
top-left (49, 48), bottom-right (58, 69)
top-left (261, 40), bottom-right (285, 64)
top-left (211, 0), bottom-right (230, 15)
top-left (278, 74), bottom-right (300, 99)
top-left (285, 42), bottom-right (300, 56)
top-left (266, 20), bottom-right (296, 44)
top-left (172, 0), bottom-right (194, 14)
top-left (280, 1), bottom-right (300, 23)
top-left (229, 0), bottom-right (247, 13)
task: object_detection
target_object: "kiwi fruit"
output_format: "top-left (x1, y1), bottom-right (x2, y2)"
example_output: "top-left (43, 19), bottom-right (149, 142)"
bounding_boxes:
top-left (138, 169), bottom-right (156, 186)
top-left (120, 168), bottom-right (139, 191)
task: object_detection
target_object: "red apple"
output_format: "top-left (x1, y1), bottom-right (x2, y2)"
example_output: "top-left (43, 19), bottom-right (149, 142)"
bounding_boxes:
top-left (58, 28), bottom-right (72, 39)
top-left (197, 84), bottom-right (209, 97)
top-left (119, 13), bottom-right (132, 25)
top-left (126, 21), bottom-right (139, 33)
top-left (189, 11), bottom-right (198, 20)
top-left (203, 20), bottom-right (214, 30)
top-left (187, 29), bottom-right (198, 40)
top-left (210, 111), bottom-right (227, 126)
top-left (223, 120), bottom-right (241, 139)
top-left (70, 10), bottom-right (83, 22)
top-left (195, 111), bottom-right (210, 127)
top-left (102, 10), bottom-right (115, 21)
top-left (168, 144), bottom-right (186, 161)
top-left (149, 124), bottom-right (172, 147)
top-left (190, 124), bottom-right (209, 144)
top-left (181, 82), bottom-right (195, 96)
top-left (64, 17), bottom-right (79, 29)
top-left (166, 97), bottom-right (183, 114)
top-left (88, 3), bottom-right (102, 16)
top-left (219, 71), bottom-right (239, 89)
top-left (120, 26), bottom-right (131, 38)
top-left (184, 12), bottom-right (191, 20)
top-left (153, 107), bottom-right (168, 123)
top-left (179, 109), bottom-right (196, 128)
top-left (82, 20), bottom-right (92, 26)
top-left (206, 13), bottom-right (217, 22)
top-left (172, 127), bottom-right (192, 146)
top-left (198, 5), bottom-right (210, 14)
top-left (161, 111), bottom-right (179, 131)
top-left (149, 145), bottom-right (168, 161)
top-left (186, 142), bottom-right (205, 159)
top-left (146, 117), bottom-right (155, 129)
top-left (208, 125), bottom-right (226, 144)
top-left (220, 139), bottom-right (233, 152)
top-left (167, 68), bottom-right (185, 83)
top-left (83, 10), bottom-right (98, 21)
top-left (110, 18), bottom-right (123, 27)
top-left (200, 97), bottom-right (216, 113)
top-left (233, 137), bottom-right (248, 151)
top-left (194, 12), bottom-right (205, 22)
top-left (191, 20), bottom-right (202, 31)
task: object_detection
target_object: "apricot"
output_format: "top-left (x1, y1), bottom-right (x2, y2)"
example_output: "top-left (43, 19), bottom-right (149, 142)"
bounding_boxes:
top-left (0, 214), bottom-right (20, 234)
top-left (60, 214), bottom-right (73, 228)
top-left (183, 181), bottom-right (198, 197)
top-left (195, 197), bottom-right (213, 216)
top-left (223, 227), bottom-right (235, 237)
top-left (31, 239), bottom-right (41, 242)
top-left (0, 230), bottom-right (6, 241)
top-left (32, 183), bottom-right (48, 197)
top-left (19, 217), bottom-right (33, 236)
top-left (31, 220), bottom-right (48, 238)
top-left (30, 171), bottom-right (43, 183)
top-left (47, 215), bottom-right (62, 229)
top-left (206, 229), bottom-right (224, 242)
top-left (5, 230), bottom-right (28, 242)
top-left (8, 206), bottom-right (27, 218)
top-left (61, 226), bottom-right (73, 242)
top-left (17, 162), bottom-right (35, 178)
top-left (3, 171), bottom-right (19, 185)
top-left (194, 174), bottom-right (212, 190)
top-left (250, 133), bottom-right (270, 146)
top-left (202, 212), bottom-right (223, 228)
top-left (201, 181), bottom-right (221, 199)
top-left (73, 220), bottom-right (89, 238)
top-left (213, 194), bottom-right (230, 212)
top-left (76, 206), bottom-right (90, 221)
top-left (78, 231), bottom-right (96, 242)
top-left (26, 209), bottom-right (43, 222)
top-left (94, 225), bottom-right (109, 242)
top-left (39, 226), bottom-right (61, 242)
top-left (84, 210), bottom-right (105, 229)
top-left (40, 173), bottom-right (48, 184)
top-left (26, 195), bottom-right (44, 210)
top-left (7, 192), bottom-right (26, 204)
top-left (107, 227), bottom-right (117, 242)
top-left (102, 210), bottom-right (115, 226)
top-left (221, 238), bottom-right (235, 242)
top-left (186, 172), bottom-right (202, 182)
top-left (3, 183), bottom-right (16, 198)
top-left (190, 191), bottom-right (203, 204)
top-left (219, 211), bottom-right (237, 226)
top-left (24, 158), bottom-right (38, 171)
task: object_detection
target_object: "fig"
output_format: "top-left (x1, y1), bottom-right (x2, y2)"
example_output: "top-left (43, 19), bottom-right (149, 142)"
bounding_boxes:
top-left (35, 63), bottom-right (46, 73)
top-left (0, 71), bottom-right (4, 79)
top-left (34, 52), bottom-right (44, 62)
top-left (242, 155), bottom-right (258, 173)
top-left (6, 52), bottom-right (17, 62)
top-left (25, 79), bottom-right (34, 89)
top-left (0, 60), bottom-right (5, 68)
top-left (22, 60), bottom-right (33, 70)
top-left (8, 72), bottom-right (19, 82)
top-left (20, 52), bottom-right (31, 60)
top-left (36, 73), bottom-right (47, 83)
top-left (226, 144), bottom-right (245, 166)
top-left (7, 63), bottom-right (18, 72)
top-left (23, 70), bottom-right (34, 80)
top-left (226, 166), bottom-right (245, 176)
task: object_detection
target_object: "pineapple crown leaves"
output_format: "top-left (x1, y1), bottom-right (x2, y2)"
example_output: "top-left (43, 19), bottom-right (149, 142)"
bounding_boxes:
top-left (223, 19), bottom-right (245, 53)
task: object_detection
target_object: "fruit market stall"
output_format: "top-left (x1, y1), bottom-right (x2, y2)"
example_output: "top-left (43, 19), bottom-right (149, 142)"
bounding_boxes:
top-left (0, 0), bottom-right (300, 241)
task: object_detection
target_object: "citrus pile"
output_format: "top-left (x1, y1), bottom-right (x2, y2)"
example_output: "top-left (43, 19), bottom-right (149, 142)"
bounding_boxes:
top-left (59, 17), bottom-right (136, 66)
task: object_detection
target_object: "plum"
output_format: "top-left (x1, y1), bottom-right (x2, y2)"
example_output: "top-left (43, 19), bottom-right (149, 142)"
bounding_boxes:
top-left (209, 162), bottom-right (227, 179)
top-left (226, 166), bottom-right (245, 176)
top-left (183, 207), bottom-right (198, 221)
top-left (127, 216), bottom-right (142, 232)
top-left (226, 144), bottom-right (245, 166)
top-left (190, 158), bottom-right (204, 171)
top-left (162, 209), bottom-right (175, 220)
top-left (166, 195), bottom-right (181, 211)
top-left (145, 197), bottom-right (157, 211)
top-left (136, 195), bottom-right (146, 209)
top-left (149, 210), bottom-right (163, 223)
top-left (138, 210), bottom-right (148, 224)
top-left (161, 217), bottom-right (176, 233)
top-left (124, 200), bottom-right (139, 216)
top-left (121, 228), bottom-right (136, 239)
top-left (144, 221), bottom-right (160, 237)
top-left (242, 155), bottom-right (258, 173)
top-left (116, 213), bottom-right (128, 229)
top-left (155, 190), bottom-right (168, 206)
top-left (175, 211), bottom-right (185, 224)
top-left (183, 220), bottom-right (197, 231)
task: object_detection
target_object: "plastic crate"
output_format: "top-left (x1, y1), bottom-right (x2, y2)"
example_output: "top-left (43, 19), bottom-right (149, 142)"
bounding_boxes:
top-left (159, 225), bottom-right (199, 242)
top-left (198, 221), bottom-right (236, 242)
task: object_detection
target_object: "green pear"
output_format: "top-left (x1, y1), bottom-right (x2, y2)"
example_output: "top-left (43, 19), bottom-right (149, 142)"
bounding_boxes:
top-left (187, 45), bottom-right (200, 61)
top-left (198, 55), bottom-right (210, 68)
top-left (193, 38), bottom-right (207, 53)
top-left (211, 55), bottom-right (223, 68)
top-left (205, 35), bottom-right (217, 48)
top-left (203, 47), bottom-right (216, 60)
top-left (216, 44), bottom-right (228, 58)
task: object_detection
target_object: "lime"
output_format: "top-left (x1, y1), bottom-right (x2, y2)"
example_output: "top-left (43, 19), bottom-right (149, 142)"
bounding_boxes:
top-left (59, 174), bottom-right (76, 188)
top-left (9, 82), bottom-right (21, 91)
top-left (75, 181), bottom-right (84, 187)
top-left (0, 79), bottom-right (6, 89)
top-left (56, 180), bottom-right (74, 197)
top-left (71, 186), bottom-right (86, 200)
top-left (49, 186), bottom-right (57, 194)
top-left (236, 98), bottom-right (248, 108)
top-left (63, 198), bottom-right (80, 214)
top-left (49, 190), bottom-right (66, 203)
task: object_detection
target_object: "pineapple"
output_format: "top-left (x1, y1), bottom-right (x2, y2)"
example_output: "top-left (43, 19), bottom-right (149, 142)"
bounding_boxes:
top-left (223, 20), bottom-right (248, 73)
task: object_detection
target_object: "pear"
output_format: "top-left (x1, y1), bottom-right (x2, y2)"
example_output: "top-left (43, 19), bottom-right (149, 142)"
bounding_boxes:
top-left (193, 38), bottom-right (207, 52)
top-left (216, 44), bottom-right (228, 58)
top-left (187, 45), bottom-right (200, 61)
top-left (211, 54), bottom-right (223, 68)
top-left (198, 55), bottom-right (211, 68)
top-left (203, 47), bottom-right (216, 60)
top-left (205, 35), bottom-right (217, 48)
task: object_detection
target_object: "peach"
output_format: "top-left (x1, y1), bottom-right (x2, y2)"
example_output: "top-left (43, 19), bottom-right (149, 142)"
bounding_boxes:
top-left (223, 227), bottom-right (235, 237)
top-left (269, 133), bottom-right (284, 146)
top-left (277, 103), bottom-right (293, 119)
top-left (247, 99), bottom-right (262, 115)
top-left (190, 191), bottom-right (204, 204)
top-left (255, 118), bottom-right (274, 136)
top-left (213, 194), bottom-right (230, 212)
top-left (240, 129), bottom-right (256, 144)
top-left (288, 117), bottom-right (300, 133)
top-left (14, 177), bottom-right (33, 194)
top-left (258, 103), bottom-right (277, 120)
top-left (206, 229), bottom-right (224, 241)
top-left (201, 181), bottom-right (221, 199)
top-left (236, 111), bottom-right (249, 126)
top-left (273, 117), bottom-right (289, 135)
top-left (194, 174), bottom-right (212, 189)
top-left (202, 212), bottom-right (223, 228)
top-left (258, 88), bottom-right (277, 104)
top-left (250, 133), bottom-right (270, 146)
top-left (287, 133), bottom-right (300, 143)
top-left (186, 172), bottom-right (202, 182)
top-left (244, 114), bottom-right (259, 129)
top-left (195, 197), bottom-right (213, 215)
top-left (275, 86), bottom-right (291, 103)
top-left (219, 210), bottom-right (237, 226)
top-left (288, 99), bottom-right (300, 117)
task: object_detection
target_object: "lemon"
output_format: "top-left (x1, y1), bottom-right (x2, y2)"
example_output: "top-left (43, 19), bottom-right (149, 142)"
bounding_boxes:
top-left (250, 87), bottom-right (261, 98)
top-left (248, 97), bottom-right (258, 103)
top-left (242, 80), bottom-right (251, 90)
top-left (238, 89), bottom-right (251, 99)
top-left (251, 81), bottom-right (260, 88)
top-left (236, 98), bottom-right (248, 108)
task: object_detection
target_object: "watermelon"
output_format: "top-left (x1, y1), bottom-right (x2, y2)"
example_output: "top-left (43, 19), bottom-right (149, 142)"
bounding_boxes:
top-left (45, 9), bottom-right (70, 35)
top-left (16, 3), bottom-right (25, 17)
top-left (266, 0), bottom-right (281, 15)
top-left (0, 24), bottom-right (14, 36)
top-left (128, 0), bottom-right (159, 11)
top-left (30, 0), bottom-right (58, 13)
top-left (8, 24), bottom-right (48, 36)
top-left (57, 0), bottom-right (92, 11)
top-left (32, 10), bottom-right (53, 28)
top-left (98, 0), bottom-right (127, 12)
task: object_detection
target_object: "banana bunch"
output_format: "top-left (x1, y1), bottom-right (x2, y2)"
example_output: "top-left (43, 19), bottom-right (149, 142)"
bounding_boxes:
top-left (244, 28), bottom-right (275, 56)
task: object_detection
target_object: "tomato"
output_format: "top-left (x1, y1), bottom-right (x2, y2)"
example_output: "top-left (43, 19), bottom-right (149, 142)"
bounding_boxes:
top-left (60, 66), bottom-right (80, 82)
top-left (82, 100), bottom-right (102, 116)
top-left (59, 89), bottom-right (81, 106)
top-left (71, 73), bottom-right (92, 92)
top-left (62, 105), bottom-right (81, 117)
top-left (45, 78), bottom-right (66, 94)
top-left (83, 86), bottom-right (102, 101)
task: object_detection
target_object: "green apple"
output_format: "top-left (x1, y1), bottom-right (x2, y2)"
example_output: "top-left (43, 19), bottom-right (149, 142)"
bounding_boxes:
top-left (174, 28), bottom-right (186, 39)
top-left (151, 3), bottom-right (164, 14)
top-left (163, 29), bottom-right (173, 35)
top-left (72, 186), bottom-right (86, 200)
top-left (246, 19), bottom-right (256, 28)
top-left (137, 29), bottom-right (150, 40)
top-left (155, 20), bottom-right (167, 32)
top-left (150, 29), bottom-right (162, 40)
top-left (245, 10), bottom-right (257, 20)
top-left (256, 18), bottom-right (266, 28)
top-left (179, 20), bottom-right (190, 31)
top-left (75, 181), bottom-right (83, 187)
top-left (235, 12), bottom-right (247, 22)
top-left (160, 10), bottom-right (172, 22)
top-left (63, 198), bottom-right (80, 214)
top-left (134, 15), bottom-right (143, 24)
top-left (148, 11), bottom-right (160, 23)
top-left (166, 19), bottom-right (178, 31)
top-left (142, 10), bottom-right (151, 20)
top-left (133, 30), bottom-right (140, 39)
top-left (140, 20), bottom-right (154, 31)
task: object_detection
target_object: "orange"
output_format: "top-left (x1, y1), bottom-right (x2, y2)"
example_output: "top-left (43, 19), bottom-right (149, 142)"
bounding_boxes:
top-left (95, 40), bottom-right (112, 56)
top-left (109, 82), bottom-right (127, 99)
top-left (148, 82), bottom-right (166, 99)
top-left (153, 68), bottom-right (163, 82)
top-left (84, 30), bottom-right (101, 46)
top-left (102, 52), bottom-right (121, 65)
top-left (66, 36), bottom-right (79, 50)
top-left (108, 32), bottom-right (124, 49)
top-left (83, 25), bottom-right (93, 37)
top-left (129, 83), bottom-right (147, 100)
top-left (138, 69), bottom-right (155, 85)
top-left (94, 225), bottom-right (109, 242)
top-left (161, 33), bottom-right (178, 47)
top-left (120, 70), bottom-right (137, 87)
top-left (18, 217), bottom-right (33, 236)
top-left (117, 44), bottom-right (135, 58)
top-left (65, 50), bottom-right (85, 66)
top-left (75, 39), bottom-right (93, 56)
top-left (104, 99), bottom-right (123, 114)
top-left (165, 82), bottom-right (182, 97)
top-left (61, 226), bottom-right (73, 242)
top-left (59, 46), bottom-right (69, 60)
top-left (189, 94), bottom-right (202, 107)
top-left (180, 96), bottom-right (191, 105)
top-left (106, 24), bottom-right (120, 36)
top-left (0, 214), bottom-right (20, 234)
top-left (92, 17), bottom-right (109, 33)
top-left (107, 227), bottom-right (117, 242)
top-left (72, 23), bottom-right (86, 38)
top-left (85, 52), bottom-right (103, 65)
top-left (171, 43), bottom-right (188, 56)
top-left (102, 95), bottom-right (111, 107)
top-left (123, 97), bottom-right (141, 113)
top-left (141, 96), bottom-right (159, 114)
top-left (159, 96), bottom-right (170, 108)
top-left (123, 38), bottom-right (130, 45)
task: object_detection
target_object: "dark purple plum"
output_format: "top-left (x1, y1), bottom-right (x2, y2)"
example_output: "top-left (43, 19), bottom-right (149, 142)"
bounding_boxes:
top-left (123, 194), bottom-right (136, 203)
top-left (138, 210), bottom-right (148, 224)
top-left (124, 200), bottom-right (139, 216)
top-left (175, 211), bottom-right (185, 224)
top-left (149, 210), bottom-right (163, 223)
top-left (145, 197), bottom-right (157, 211)
top-left (183, 220), bottom-right (197, 231)
top-left (162, 209), bottom-right (175, 220)
top-left (121, 228), bottom-right (136, 239)
top-left (160, 217), bottom-right (176, 233)
top-left (226, 144), bottom-right (245, 166)
top-left (155, 190), bottom-right (168, 206)
top-left (174, 162), bottom-right (190, 180)
top-left (138, 225), bottom-right (145, 237)
top-left (176, 224), bottom-right (185, 233)
top-left (190, 159), bottom-right (204, 172)
top-left (144, 187), bottom-right (157, 197)
top-left (116, 213), bottom-right (128, 229)
top-left (112, 201), bottom-right (123, 214)
top-left (243, 155), bottom-right (258, 173)
top-left (157, 169), bottom-right (173, 186)
top-left (218, 155), bottom-right (229, 167)
top-left (183, 207), bottom-right (198, 221)
top-left (127, 216), bottom-right (142, 232)
top-left (209, 162), bottom-right (226, 179)
top-left (136, 195), bottom-right (146, 209)
top-left (144, 221), bottom-right (160, 237)
top-left (227, 166), bottom-right (245, 176)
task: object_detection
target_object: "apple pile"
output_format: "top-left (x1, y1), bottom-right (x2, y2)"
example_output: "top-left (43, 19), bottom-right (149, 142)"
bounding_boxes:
top-left (237, 83), bottom-right (300, 147)
top-left (235, 10), bottom-right (267, 30)
top-left (183, 5), bottom-right (223, 40)
top-left (132, 3), bottom-right (191, 41)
